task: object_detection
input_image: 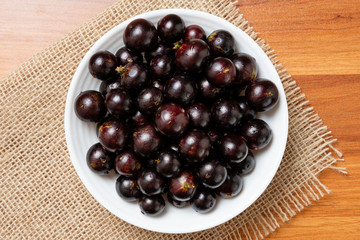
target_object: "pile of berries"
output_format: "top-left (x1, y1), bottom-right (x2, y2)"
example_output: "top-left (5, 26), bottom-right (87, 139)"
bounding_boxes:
top-left (74, 14), bottom-right (279, 216)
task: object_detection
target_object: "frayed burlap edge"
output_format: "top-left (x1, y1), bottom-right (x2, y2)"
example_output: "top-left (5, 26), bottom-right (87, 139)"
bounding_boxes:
top-left (0, 0), bottom-right (345, 239)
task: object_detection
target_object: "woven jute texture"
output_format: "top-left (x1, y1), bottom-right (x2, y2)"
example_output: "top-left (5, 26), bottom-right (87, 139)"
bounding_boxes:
top-left (0, 0), bottom-right (345, 239)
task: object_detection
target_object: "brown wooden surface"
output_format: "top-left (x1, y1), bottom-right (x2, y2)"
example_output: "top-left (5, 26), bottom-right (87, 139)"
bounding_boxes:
top-left (1, 0), bottom-right (359, 239)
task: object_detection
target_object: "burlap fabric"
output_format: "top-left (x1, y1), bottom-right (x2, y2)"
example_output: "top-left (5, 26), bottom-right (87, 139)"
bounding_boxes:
top-left (0, 0), bottom-right (345, 239)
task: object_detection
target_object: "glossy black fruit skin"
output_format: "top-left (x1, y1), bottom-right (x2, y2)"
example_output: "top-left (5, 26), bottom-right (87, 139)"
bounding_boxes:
top-left (137, 169), bottom-right (165, 196)
top-left (96, 115), bottom-right (115, 137)
top-left (139, 195), bottom-right (165, 216)
top-left (169, 169), bottom-right (198, 201)
top-left (218, 134), bottom-right (248, 163)
top-left (175, 39), bottom-right (210, 74)
top-left (167, 192), bottom-right (188, 208)
top-left (120, 62), bottom-right (149, 91)
top-left (183, 24), bottom-right (206, 42)
top-left (206, 57), bottom-right (236, 87)
top-left (212, 98), bottom-right (242, 129)
top-left (74, 90), bottom-right (107, 122)
top-left (133, 123), bottom-right (162, 157)
top-left (168, 141), bottom-right (179, 152)
top-left (245, 78), bottom-right (279, 112)
top-left (198, 159), bottom-right (227, 189)
top-left (237, 96), bottom-right (257, 122)
top-left (157, 14), bottom-right (185, 44)
top-left (86, 143), bottom-right (114, 174)
top-left (89, 51), bottom-right (118, 81)
top-left (152, 80), bottom-right (164, 91)
top-left (154, 103), bottom-right (189, 138)
top-left (241, 119), bottom-right (272, 150)
top-left (115, 47), bottom-right (143, 65)
top-left (115, 150), bottom-right (142, 177)
top-left (164, 75), bottom-right (197, 106)
top-left (179, 129), bottom-right (211, 163)
top-left (145, 41), bottom-right (173, 63)
top-left (198, 77), bottom-right (224, 102)
top-left (190, 187), bottom-right (217, 213)
top-left (131, 110), bottom-right (150, 127)
top-left (186, 103), bottom-right (211, 129)
top-left (231, 151), bottom-right (256, 175)
top-left (105, 89), bottom-right (134, 118)
top-left (99, 79), bottom-right (123, 97)
top-left (98, 120), bottom-right (129, 152)
top-left (137, 87), bottom-right (163, 115)
top-left (207, 30), bottom-right (235, 57)
top-left (149, 55), bottom-right (175, 79)
top-left (123, 18), bottom-right (158, 53)
top-left (217, 170), bottom-right (243, 198)
top-left (155, 149), bottom-right (181, 178)
top-left (231, 53), bottom-right (258, 86)
top-left (115, 176), bottom-right (142, 202)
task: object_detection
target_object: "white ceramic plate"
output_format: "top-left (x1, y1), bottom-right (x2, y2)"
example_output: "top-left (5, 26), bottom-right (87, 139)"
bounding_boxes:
top-left (64, 9), bottom-right (288, 234)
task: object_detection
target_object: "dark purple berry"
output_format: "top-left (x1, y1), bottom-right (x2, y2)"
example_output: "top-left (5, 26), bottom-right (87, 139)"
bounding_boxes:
top-left (150, 55), bottom-right (175, 79)
top-left (183, 25), bottom-right (206, 42)
top-left (186, 103), bottom-right (211, 129)
top-left (137, 169), bottom-right (165, 196)
top-left (119, 62), bottom-right (149, 91)
top-left (231, 151), bottom-right (256, 175)
top-left (164, 75), bottom-right (197, 106)
top-left (175, 39), bottom-right (210, 73)
top-left (105, 89), bottom-right (134, 118)
top-left (115, 150), bottom-right (142, 176)
top-left (154, 103), bottom-right (189, 138)
top-left (115, 176), bottom-right (142, 201)
top-left (98, 120), bottom-right (128, 152)
top-left (74, 90), bottom-right (107, 122)
top-left (245, 78), bottom-right (279, 112)
top-left (133, 123), bottom-right (162, 157)
top-left (217, 170), bottom-right (243, 198)
top-left (139, 195), bottom-right (165, 216)
top-left (212, 98), bottom-right (242, 129)
top-left (198, 77), bottom-right (224, 101)
top-left (232, 53), bottom-right (258, 86)
top-left (86, 143), bottom-right (114, 174)
top-left (190, 187), bottom-right (217, 213)
top-left (198, 159), bottom-right (227, 188)
top-left (137, 87), bottom-right (163, 115)
top-left (179, 129), bottom-right (211, 163)
top-left (115, 47), bottom-right (142, 65)
top-left (207, 30), bottom-right (235, 57)
top-left (124, 19), bottom-right (158, 53)
top-left (218, 134), bottom-right (248, 163)
top-left (206, 57), bottom-right (236, 87)
top-left (89, 51), bottom-right (118, 81)
top-left (157, 14), bottom-right (185, 44)
top-left (169, 169), bottom-right (198, 201)
top-left (155, 149), bottom-right (181, 178)
top-left (241, 119), bottom-right (272, 150)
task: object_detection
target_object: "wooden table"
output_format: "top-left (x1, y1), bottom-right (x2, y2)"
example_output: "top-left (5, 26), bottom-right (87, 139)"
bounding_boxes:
top-left (1, 0), bottom-right (359, 239)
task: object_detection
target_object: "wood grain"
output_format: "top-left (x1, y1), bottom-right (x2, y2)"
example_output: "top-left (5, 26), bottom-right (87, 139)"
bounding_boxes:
top-left (1, 0), bottom-right (359, 239)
